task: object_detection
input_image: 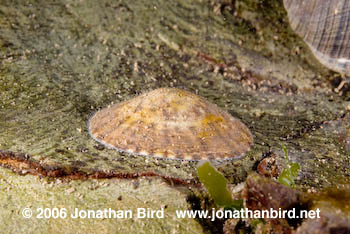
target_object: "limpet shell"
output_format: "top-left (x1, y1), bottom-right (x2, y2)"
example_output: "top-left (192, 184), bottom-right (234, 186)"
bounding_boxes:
top-left (284, 0), bottom-right (350, 75)
top-left (88, 88), bottom-right (253, 160)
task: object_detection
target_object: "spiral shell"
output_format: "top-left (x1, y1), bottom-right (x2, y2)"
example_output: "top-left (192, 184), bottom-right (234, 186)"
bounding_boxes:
top-left (88, 88), bottom-right (253, 160)
top-left (284, 0), bottom-right (350, 75)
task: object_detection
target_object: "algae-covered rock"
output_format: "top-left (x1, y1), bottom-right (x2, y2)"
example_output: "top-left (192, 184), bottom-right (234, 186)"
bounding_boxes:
top-left (1, 0), bottom-right (349, 186)
top-left (0, 167), bottom-right (203, 233)
top-left (1, 0), bottom-right (350, 233)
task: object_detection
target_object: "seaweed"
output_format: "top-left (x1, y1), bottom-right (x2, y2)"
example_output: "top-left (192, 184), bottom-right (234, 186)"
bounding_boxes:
top-left (197, 161), bottom-right (243, 209)
top-left (278, 144), bottom-right (300, 187)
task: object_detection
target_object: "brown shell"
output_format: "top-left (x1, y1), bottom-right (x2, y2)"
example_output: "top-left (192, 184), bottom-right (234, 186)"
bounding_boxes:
top-left (88, 88), bottom-right (253, 160)
top-left (284, 0), bottom-right (350, 75)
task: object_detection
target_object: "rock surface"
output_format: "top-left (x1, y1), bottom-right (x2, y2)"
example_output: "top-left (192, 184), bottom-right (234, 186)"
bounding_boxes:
top-left (1, 0), bottom-right (350, 232)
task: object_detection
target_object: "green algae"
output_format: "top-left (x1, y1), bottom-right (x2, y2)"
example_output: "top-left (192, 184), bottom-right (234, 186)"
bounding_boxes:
top-left (278, 144), bottom-right (300, 187)
top-left (197, 161), bottom-right (242, 209)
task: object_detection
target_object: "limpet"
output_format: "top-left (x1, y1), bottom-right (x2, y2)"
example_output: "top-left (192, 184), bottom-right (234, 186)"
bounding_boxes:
top-left (88, 88), bottom-right (253, 160)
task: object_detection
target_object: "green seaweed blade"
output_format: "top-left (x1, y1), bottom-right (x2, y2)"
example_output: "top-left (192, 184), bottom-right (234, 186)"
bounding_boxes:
top-left (197, 161), bottom-right (242, 209)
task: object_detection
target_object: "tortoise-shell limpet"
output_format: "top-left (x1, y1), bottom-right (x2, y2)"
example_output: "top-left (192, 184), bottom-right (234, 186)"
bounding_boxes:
top-left (88, 88), bottom-right (253, 160)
